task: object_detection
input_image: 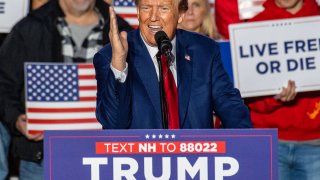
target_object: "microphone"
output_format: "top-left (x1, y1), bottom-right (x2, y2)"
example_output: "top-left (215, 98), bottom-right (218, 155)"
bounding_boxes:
top-left (155, 31), bottom-right (174, 63)
top-left (155, 31), bottom-right (173, 129)
top-left (155, 31), bottom-right (172, 57)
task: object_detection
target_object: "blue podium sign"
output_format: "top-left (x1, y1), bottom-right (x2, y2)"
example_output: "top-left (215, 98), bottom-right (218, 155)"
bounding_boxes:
top-left (44, 129), bottom-right (277, 180)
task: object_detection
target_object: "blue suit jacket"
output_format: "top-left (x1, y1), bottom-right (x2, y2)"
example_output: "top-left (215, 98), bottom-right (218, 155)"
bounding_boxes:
top-left (94, 29), bottom-right (252, 129)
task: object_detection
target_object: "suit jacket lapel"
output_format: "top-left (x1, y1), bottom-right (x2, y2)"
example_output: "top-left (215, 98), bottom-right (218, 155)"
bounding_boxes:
top-left (176, 30), bottom-right (193, 126)
top-left (130, 30), bottom-right (161, 119)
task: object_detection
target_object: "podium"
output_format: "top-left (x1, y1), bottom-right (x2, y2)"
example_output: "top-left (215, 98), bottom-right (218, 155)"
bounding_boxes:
top-left (44, 129), bottom-right (278, 180)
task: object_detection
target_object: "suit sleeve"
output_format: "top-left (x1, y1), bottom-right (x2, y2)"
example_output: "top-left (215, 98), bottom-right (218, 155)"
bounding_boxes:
top-left (93, 47), bottom-right (131, 129)
top-left (211, 42), bottom-right (252, 128)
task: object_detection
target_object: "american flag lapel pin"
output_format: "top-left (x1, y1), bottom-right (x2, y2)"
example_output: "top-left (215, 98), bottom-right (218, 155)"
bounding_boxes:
top-left (184, 54), bottom-right (191, 61)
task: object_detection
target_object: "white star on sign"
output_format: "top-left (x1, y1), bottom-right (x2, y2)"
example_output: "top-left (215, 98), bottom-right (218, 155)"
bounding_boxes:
top-left (152, 134), bottom-right (156, 139)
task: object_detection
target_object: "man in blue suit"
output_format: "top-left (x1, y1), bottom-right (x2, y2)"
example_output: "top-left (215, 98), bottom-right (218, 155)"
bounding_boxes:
top-left (94, 0), bottom-right (252, 129)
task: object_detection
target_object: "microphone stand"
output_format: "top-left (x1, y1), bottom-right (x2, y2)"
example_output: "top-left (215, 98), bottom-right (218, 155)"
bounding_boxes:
top-left (156, 51), bottom-right (168, 129)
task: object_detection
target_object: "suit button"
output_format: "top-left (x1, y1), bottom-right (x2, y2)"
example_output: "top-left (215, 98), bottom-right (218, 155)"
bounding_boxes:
top-left (36, 152), bottom-right (42, 160)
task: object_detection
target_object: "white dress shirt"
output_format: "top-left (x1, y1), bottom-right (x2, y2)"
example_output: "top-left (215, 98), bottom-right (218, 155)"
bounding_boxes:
top-left (111, 34), bottom-right (177, 85)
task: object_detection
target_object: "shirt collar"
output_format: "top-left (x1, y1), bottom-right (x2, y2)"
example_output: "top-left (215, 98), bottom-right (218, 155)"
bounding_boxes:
top-left (140, 33), bottom-right (177, 61)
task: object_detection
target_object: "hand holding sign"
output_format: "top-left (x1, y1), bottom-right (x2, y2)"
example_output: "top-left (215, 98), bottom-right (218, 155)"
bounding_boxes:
top-left (275, 80), bottom-right (297, 102)
top-left (16, 114), bottom-right (43, 141)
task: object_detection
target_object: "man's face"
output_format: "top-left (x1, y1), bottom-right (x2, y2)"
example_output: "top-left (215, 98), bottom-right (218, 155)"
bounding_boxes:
top-left (137, 0), bottom-right (184, 46)
top-left (275, 0), bottom-right (303, 10)
top-left (60, 0), bottom-right (95, 13)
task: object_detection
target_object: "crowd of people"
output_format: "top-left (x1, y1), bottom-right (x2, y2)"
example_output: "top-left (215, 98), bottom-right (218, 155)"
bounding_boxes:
top-left (0, 0), bottom-right (132, 179)
top-left (0, 0), bottom-right (319, 179)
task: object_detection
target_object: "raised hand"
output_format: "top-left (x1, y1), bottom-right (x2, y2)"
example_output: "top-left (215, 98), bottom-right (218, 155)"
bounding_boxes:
top-left (276, 80), bottom-right (297, 102)
top-left (109, 6), bottom-right (128, 71)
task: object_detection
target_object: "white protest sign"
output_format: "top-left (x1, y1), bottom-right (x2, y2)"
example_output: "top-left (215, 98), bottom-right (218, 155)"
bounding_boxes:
top-left (0, 0), bottom-right (29, 33)
top-left (229, 16), bottom-right (320, 98)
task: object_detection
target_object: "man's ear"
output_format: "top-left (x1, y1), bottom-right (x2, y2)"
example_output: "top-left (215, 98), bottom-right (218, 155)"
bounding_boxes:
top-left (178, 13), bottom-right (185, 24)
top-left (136, 6), bottom-right (140, 20)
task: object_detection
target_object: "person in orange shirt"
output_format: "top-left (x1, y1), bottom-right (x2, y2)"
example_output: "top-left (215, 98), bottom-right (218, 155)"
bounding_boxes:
top-left (215, 0), bottom-right (244, 39)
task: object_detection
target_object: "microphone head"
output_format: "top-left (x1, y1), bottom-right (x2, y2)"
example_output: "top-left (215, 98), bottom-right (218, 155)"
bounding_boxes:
top-left (155, 31), bottom-right (168, 45)
top-left (154, 31), bottom-right (172, 55)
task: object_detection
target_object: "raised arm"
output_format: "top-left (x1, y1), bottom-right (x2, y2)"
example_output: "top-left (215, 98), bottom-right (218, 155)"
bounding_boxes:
top-left (94, 6), bottom-right (132, 129)
top-left (109, 6), bottom-right (128, 71)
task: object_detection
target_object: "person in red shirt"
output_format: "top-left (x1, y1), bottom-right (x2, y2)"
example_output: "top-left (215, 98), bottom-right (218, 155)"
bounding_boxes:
top-left (251, 0), bottom-right (319, 20)
top-left (247, 0), bottom-right (320, 179)
top-left (215, 0), bottom-right (244, 39)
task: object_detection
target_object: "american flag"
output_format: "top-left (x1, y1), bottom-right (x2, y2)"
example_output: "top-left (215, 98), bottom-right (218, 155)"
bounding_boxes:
top-left (25, 63), bottom-right (101, 135)
top-left (114, 0), bottom-right (139, 29)
top-left (238, 0), bottom-right (266, 20)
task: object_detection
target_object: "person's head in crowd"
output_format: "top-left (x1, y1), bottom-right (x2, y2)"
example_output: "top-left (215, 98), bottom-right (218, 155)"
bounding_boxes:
top-left (134, 0), bottom-right (188, 46)
top-left (32, 0), bottom-right (99, 15)
top-left (31, 0), bottom-right (48, 10)
top-left (275, 0), bottom-right (304, 14)
top-left (60, 0), bottom-right (96, 10)
top-left (59, 0), bottom-right (96, 17)
top-left (178, 0), bottom-right (218, 39)
top-left (105, 0), bottom-right (112, 4)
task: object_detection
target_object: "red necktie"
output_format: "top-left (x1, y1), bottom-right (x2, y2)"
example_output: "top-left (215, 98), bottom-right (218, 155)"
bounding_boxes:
top-left (161, 55), bottom-right (180, 129)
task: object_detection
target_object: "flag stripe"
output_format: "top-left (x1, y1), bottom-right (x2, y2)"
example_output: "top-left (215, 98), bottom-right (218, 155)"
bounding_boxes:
top-left (28, 119), bottom-right (98, 123)
top-left (28, 128), bottom-right (102, 135)
top-left (79, 86), bottom-right (97, 90)
top-left (132, 25), bottom-right (139, 29)
top-left (118, 14), bottom-right (137, 18)
top-left (79, 90), bottom-right (96, 97)
top-left (78, 64), bottom-right (94, 68)
top-left (27, 108), bottom-right (96, 113)
top-left (28, 130), bottom-right (44, 134)
top-left (79, 75), bottom-right (95, 79)
top-left (114, 7), bottom-right (137, 14)
top-left (79, 79), bottom-right (97, 86)
top-left (79, 68), bottom-right (95, 75)
top-left (26, 101), bottom-right (96, 108)
top-left (27, 123), bottom-right (102, 130)
top-left (28, 112), bottom-right (96, 119)
top-left (79, 97), bottom-right (96, 101)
